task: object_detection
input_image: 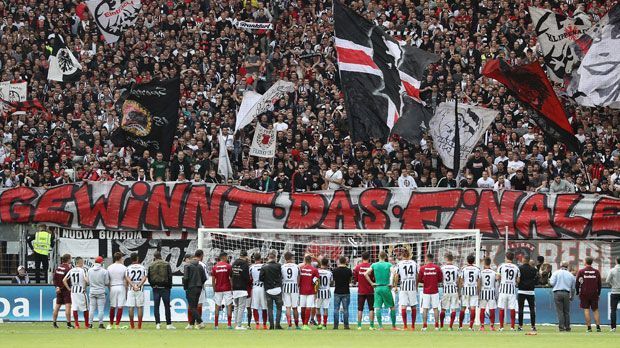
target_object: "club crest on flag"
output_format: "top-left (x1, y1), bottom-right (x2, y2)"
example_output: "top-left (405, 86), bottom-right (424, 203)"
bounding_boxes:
top-left (87, 0), bottom-right (142, 43)
top-left (250, 124), bottom-right (276, 158)
top-left (120, 99), bottom-right (152, 137)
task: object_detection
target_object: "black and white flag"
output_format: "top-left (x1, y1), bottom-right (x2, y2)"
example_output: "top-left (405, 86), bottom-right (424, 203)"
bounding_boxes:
top-left (234, 80), bottom-right (294, 133)
top-left (249, 124), bottom-right (277, 158)
top-left (47, 37), bottom-right (82, 82)
top-left (568, 4), bottom-right (620, 109)
top-left (86, 0), bottom-right (142, 44)
top-left (529, 7), bottom-right (591, 83)
top-left (429, 102), bottom-right (498, 172)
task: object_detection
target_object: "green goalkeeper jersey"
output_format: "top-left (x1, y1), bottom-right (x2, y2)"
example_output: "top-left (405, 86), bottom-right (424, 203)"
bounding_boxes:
top-left (371, 261), bottom-right (392, 287)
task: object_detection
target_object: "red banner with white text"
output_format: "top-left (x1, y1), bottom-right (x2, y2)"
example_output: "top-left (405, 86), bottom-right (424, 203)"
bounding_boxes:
top-left (1, 182), bottom-right (619, 239)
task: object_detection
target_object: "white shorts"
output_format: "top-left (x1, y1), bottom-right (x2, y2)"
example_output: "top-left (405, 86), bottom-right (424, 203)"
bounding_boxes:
top-left (71, 293), bottom-right (88, 312)
top-left (214, 291), bottom-right (233, 306)
top-left (441, 293), bottom-right (460, 310)
top-left (251, 287), bottom-right (267, 309)
top-left (461, 295), bottom-right (479, 308)
top-left (109, 285), bottom-right (126, 307)
top-left (125, 290), bottom-right (145, 307)
top-left (497, 293), bottom-right (517, 310)
top-left (398, 290), bottom-right (418, 307)
top-left (300, 294), bottom-right (315, 308)
top-left (479, 299), bottom-right (497, 310)
top-left (315, 297), bottom-right (330, 309)
top-left (232, 290), bottom-right (248, 299)
top-left (420, 293), bottom-right (440, 309)
top-left (283, 292), bottom-right (300, 307)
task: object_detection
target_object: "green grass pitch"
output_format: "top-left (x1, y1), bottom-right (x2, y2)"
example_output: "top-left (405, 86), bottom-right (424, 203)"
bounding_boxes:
top-left (0, 323), bottom-right (617, 348)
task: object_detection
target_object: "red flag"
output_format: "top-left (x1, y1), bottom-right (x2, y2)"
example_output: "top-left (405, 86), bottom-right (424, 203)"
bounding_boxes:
top-left (482, 59), bottom-right (580, 152)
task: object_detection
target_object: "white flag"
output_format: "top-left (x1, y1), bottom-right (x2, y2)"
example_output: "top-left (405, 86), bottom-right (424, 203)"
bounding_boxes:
top-left (47, 37), bottom-right (82, 82)
top-left (0, 81), bottom-right (27, 102)
top-left (529, 7), bottom-right (591, 83)
top-left (217, 129), bottom-right (233, 182)
top-left (234, 80), bottom-right (295, 133)
top-left (86, 0), bottom-right (142, 44)
top-left (429, 102), bottom-right (498, 171)
top-left (249, 124), bottom-right (277, 158)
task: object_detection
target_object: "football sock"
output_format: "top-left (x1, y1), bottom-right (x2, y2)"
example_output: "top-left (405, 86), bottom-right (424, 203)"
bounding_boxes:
top-left (138, 314), bottom-right (143, 329)
top-left (253, 309), bottom-right (259, 324)
top-left (510, 309), bottom-right (516, 328)
top-left (439, 310), bottom-right (446, 327)
top-left (401, 308), bottom-right (407, 328)
top-left (301, 307), bottom-right (307, 325)
top-left (469, 309), bottom-right (476, 328)
top-left (109, 308), bottom-right (115, 325)
top-left (214, 311), bottom-right (219, 327)
top-left (489, 309), bottom-right (496, 326)
top-left (293, 308), bottom-right (299, 326)
top-left (450, 311), bottom-right (456, 328)
top-left (84, 311), bottom-right (89, 328)
top-left (459, 309), bottom-right (466, 327)
top-left (323, 314), bottom-right (328, 326)
top-left (376, 308), bottom-right (382, 327)
top-left (197, 305), bottom-right (202, 320)
top-left (73, 311), bottom-right (79, 327)
top-left (227, 313), bottom-right (232, 327)
top-left (479, 309), bottom-right (486, 326)
top-left (411, 307), bottom-right (416, 329)
top-left (499, 309), bottom-right (505, 328)
top-left (390, 309), bottom-right (396, 327)
top-left (286, 312), bottom-right (292, 326)
top-left (130, 314), bottom-right (134, 329)
top-left (262, 309), bottom-right (267, 326)
top-left (247, 308), bottom-right (252, 326)
top-left (115, 308), bottom-right (123, 325)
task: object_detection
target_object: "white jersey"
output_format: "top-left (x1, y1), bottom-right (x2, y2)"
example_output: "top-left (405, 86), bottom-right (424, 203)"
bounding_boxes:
top-left (460, 265), bottom-right (481, 296)
top-left (317, 269), bottom-right (332, 299)
top-left (107, 263), bottom-right (127, 287)
top-left (281, 263), bottom-right (300, 293)
top-left (249, 263), bottom-right (264, 287)
top-left (396, 259), bottom-right (418, 291)
top-left (480, 268), bottom-right (498, 300)
top-left (498, 263), bottom-right (520, 295)
top-left (126, 264), bottom-right (147, 290)
top-left (66, 267), bottom-right (87, 293)
top-left (441, 264), bottom-right (459, 294)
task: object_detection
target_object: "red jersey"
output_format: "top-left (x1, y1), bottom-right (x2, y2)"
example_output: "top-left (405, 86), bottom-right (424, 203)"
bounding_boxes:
top-left (576, 266), bottom-right (602, 297)
top-left (354, 262), bottom-right (374, 295)
top-left (211, 261), bottom-right (232, 292)
top-left (418, 263), bottom-right (443, 294)
top-left (53, 263), bottom-right (72, 288)
top-left (299, 264), bottom-right (319, 295)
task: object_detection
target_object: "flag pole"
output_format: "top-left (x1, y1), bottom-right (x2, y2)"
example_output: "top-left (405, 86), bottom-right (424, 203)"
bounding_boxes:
top-left (453, 97), bottom-right (460, 177)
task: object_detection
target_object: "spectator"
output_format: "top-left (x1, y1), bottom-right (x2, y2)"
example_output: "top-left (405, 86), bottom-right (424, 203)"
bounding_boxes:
top-left (12, 265), bottom-right (30, 284)
top-left (477, 171), bottom-right (494, 189)
top-left (325, 162), bottom-right (343, 190)
top-left (549, 261), bottom-right (576, 332)
top-left (148, 251), bottom-right (174, 330)
top-left (550, 175), bottom-right (575, 193)
top-left (259, 250), bottom-right (283, 330)
top-left (398, 168), bottom-right (417, 189)
top-left (332, 256), bottom-right (353, 330)
top-left (437, 170), bottom-right (457, 188)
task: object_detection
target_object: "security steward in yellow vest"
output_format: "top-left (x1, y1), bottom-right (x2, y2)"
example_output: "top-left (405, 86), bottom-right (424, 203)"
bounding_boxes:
top-left (27, 225), bottom-right (55, 284)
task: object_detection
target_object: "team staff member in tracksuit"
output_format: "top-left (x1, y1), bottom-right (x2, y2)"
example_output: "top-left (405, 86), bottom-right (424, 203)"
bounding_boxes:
top-left (517, 256), bottom-right (539, 332)
top-left (88, 256), bottom-right (109, 329)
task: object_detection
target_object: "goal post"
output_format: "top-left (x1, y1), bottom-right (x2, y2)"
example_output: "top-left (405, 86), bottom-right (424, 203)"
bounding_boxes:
top-left (197, 228), bottom-right (481, 271)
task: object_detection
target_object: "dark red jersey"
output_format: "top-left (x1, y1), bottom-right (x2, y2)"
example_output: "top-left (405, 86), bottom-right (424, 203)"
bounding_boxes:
top-left (354, 262), bottom-right (374, 295)
top-left (299, 264), bottom-right (319, 295)
top-left (211, 261), bottom-right (232, 292)
top-left (576, 266), bottom-right (602, 297)
top-left (418, 263), bottom-right (443, 294)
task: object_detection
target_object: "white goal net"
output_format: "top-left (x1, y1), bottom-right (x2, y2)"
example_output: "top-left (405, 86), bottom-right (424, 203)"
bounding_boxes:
top-left (197, 229), bottom-right (481, 272)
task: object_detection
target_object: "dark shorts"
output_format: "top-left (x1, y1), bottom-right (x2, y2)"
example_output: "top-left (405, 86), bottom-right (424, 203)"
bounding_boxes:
top-left (56, 290), bottom-right (71, 305)
top-left (358, 294), bottom-right (374, 311)
top-left (579, 295), bottom-right (599, 310)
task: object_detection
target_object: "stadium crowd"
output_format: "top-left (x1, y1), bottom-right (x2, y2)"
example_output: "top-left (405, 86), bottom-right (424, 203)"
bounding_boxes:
top-left (0, 0), bottom-right (619, 196)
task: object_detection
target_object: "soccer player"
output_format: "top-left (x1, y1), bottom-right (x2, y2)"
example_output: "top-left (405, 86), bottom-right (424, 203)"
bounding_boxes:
top-left (63, 257), bottom-right (89, 329)
top-left (315, 258), bottom-right (333, 329)
top-left (440, 253), bottom-right (460, 330)
top-left (353, 251), bottom-right (375, 330)
top-left (418, 253), bottom-right (442, 331)
top-left (107, 252), bottom-right (127, 329)
top-left (365, 251), bottom-right (399, 330)
top-left (125, 252), bottom-right (147, 329)
top-left (281, 251), bottom-right (301, 329)
top-left (299, 255), bottom-right (319, 330)
top-left (52, 253), bottom-right (73, 329)
top-left (212, 252), bottom-right (233, 329)
top-left (576, 256), bottom-right (602, 332)
top-left (393, 249), bottom-right (418, 330)
top-left (479, 257), bottom-right (498, 331)
top-left (249, 253), bottom-right (268, 329)
top-left (497, 251), bottom-right (520, 331)
top-left (459, 254), bottom-right (480, 330)
top-left (88, 256), bottom-right (109, 329)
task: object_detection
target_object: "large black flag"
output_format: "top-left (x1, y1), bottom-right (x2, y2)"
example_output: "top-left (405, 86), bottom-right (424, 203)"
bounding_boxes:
top-left (111, 78), bottom-right (180, 158)
top-left (333, 0), bottom-right (438, 142)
